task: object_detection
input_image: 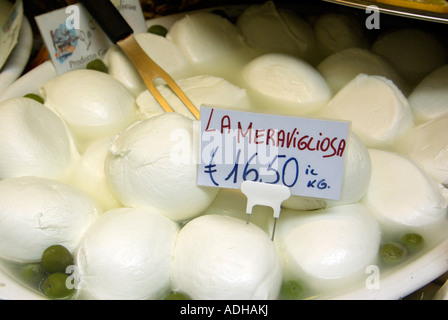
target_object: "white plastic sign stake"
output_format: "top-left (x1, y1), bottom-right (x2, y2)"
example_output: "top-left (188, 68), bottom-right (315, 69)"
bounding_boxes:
top-left (241, 181), bottom-right (291, 240)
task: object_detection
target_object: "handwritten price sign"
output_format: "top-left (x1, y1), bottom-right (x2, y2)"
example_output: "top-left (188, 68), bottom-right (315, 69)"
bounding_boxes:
top-left (197, 106), bottom-right (350, 200)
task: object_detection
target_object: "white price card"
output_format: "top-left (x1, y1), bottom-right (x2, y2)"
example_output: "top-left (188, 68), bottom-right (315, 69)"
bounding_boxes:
top-left (197, 106), bottom-right (351, 200)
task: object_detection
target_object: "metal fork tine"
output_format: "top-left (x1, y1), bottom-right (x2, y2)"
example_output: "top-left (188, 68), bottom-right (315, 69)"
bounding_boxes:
top-left (162, 75), bottom-right (201, 120)
top-left (146, 82), bottom-right (175, 114)
top-left (117, 35), bottom-right (200, 120)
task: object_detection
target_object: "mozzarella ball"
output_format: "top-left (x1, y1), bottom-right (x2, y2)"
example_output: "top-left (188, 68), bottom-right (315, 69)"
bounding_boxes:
top-left (167, 12), bottom-right (247, 64)
top-left (362, 149), bottom-right (448, 230)
top-left (76, 207), bottom-right (179, 300)
top-left (371, 28), bottom-right (447, 86)
top-left (134, 32), bottom-right (191, 77)
top-left (408, 64), bottom-right (448, 124)
top-left (242, 53), bottom-right (331, 115)
top-left (282, 132), bottom-right (371, 210)
top-left (237, 1), bottom-right (315, 61)
top-left (203, 188), bottom-right (273, 233)
top-left (317, 48), bottom-right (410, 95)
top-left (102, 46), bottom-right (144, 97)
top-left (72, 137), bottom-right (121, 212)
top-left (40, 69), bottom-right (138, 150)
top-left (326, 132), bottom-right (371, 206)
top-left (103, 33), bottom-right (191, 96)
top-left (396, 113), bottom-right (448, 185)
top-left (0, 97), bottom-right (79, 181)
top-left (105, 112), bottom-right (218, 222)
top-left (280, 197), bottom-right (327, 212)
top-left (321, 74), bottom-right (414, 149)
top-left (0, 176), bottom-right (99, 262)
top-left (136, 75), bottom-right (250, 120)
top-left (313, 12), bottom-right (369, 59)
top-left (171, 214), bottom-right (282, 300)
top-left (275, 204), bottom-right (381, 292)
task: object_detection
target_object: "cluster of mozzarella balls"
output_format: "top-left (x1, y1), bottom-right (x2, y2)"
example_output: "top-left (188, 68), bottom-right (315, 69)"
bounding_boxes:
top-left (0, 1), bottom-right (447, 299)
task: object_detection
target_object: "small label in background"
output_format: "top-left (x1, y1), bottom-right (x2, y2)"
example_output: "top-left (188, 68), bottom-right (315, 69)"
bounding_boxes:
top-left (35, 0), bottom-right (146, 75)
top-left (0, 0), bottom-right (23, 70)
top-left (112, 0), bottom-right (147, 33)
top-left (198, 106), bottom-right (350, 200)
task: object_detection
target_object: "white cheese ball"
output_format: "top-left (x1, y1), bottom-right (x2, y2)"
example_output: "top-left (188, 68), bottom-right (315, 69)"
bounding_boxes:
top-left (0, 176), bottom-right (99, 262)
top-left (397, 113), bottom-right (448, 186)
top-left (203, 188), bottom-right (273, 233)
top-left (371, 28), bottom-right (447, 86)
top-left (72, 137), bottom-right (121, 212)
top-left (282, 132), bottom-right (371, 210)
top-left (321, 74), bottom-right (414, 149)
top-left (0, 97), bottom-right (79, 181)
top-left (136, 75), bottom-right (250, 120)
top-left (171, 214), bottom-right (282, 300)
top-left (317, 48), bottom-right (410, 95)
top-left (102, 46), bottom-right (144, 97)
top-left (313, 12), bottom-right (369, 59)
top-left (134, 32), bottom-right (191, 76)
top-left (326, 132), bottom-right (371, 207)
top-left (408, 64), bottom-right (448, 124)
top-left (242, 53), bottom-right (331, 115)
top-left (105, 112), bottom-right (219, 222)
top-left (40, 69), bottom-right (138, 150)
top-left (362, 149), bottom-right (448, 230)
top-left (167, 12), bottom-right (247, 64)
top-left (275, 204), bottom-right (381, 292)
top-left (103, 33), bottom-right (191, 96)
top-left (236, 1), bottom-right (316, 61)
top-left (76, 207), bottom-right (179, 300)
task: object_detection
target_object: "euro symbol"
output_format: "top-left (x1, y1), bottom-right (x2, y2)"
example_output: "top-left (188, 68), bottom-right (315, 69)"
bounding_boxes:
top-left (205, 147), bottom-right (219, 186)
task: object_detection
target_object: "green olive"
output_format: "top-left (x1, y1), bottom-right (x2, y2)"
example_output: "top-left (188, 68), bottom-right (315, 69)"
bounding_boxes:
top-left (379, 242), bottom-right (407, 265)
top-left (280, 280), bottom-right (307, 300)
top-left (164, 291), bottom-right (191, 300)
top-left (23, 93), bottom-right (44, 104)
top-left (86, 59), bottom-right (109, 73)
top-left (400, 233), bottom-right (425, 252)
top-left (41, 245), bottom-right (73, 275)
top-left (20, 263), bottom-right (46, 289)
top-left (41, 273), bottom-right (75, 300)
top-left (147, 24), bottom-right (168, 37)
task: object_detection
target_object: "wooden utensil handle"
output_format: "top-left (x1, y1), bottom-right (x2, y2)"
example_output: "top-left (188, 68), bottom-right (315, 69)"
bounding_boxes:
top-left (81, 0), bottom-right (133, 43)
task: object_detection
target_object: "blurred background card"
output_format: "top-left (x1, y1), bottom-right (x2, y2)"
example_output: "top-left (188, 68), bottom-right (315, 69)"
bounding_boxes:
top-left (0, 0), bottom-right (24, 70)
top-left (112, 0), bottom-right (147, 33)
